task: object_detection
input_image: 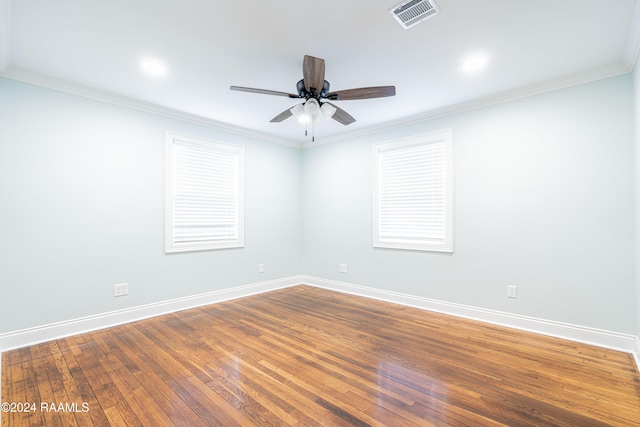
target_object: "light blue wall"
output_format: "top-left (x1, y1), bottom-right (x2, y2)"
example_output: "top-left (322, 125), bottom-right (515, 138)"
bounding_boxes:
top-left (1, 73), bottom-right (636, 337)
top-left (0, 77), bottom-right (302, 333)
top-left (302, 74), bottom-right (636, 333)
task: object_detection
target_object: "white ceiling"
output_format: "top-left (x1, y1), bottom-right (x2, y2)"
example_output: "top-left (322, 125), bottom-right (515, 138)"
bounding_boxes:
top-left (1, 0), bottom-right (639, 146)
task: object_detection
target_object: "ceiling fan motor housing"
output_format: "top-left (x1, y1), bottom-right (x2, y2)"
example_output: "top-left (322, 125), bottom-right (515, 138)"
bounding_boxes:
top-left (296, 79), bottom-right (330, 98)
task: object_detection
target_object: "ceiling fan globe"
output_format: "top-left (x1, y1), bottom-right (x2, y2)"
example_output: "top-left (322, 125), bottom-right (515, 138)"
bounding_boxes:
top-left (320, 102), bottom-right (337, 119)
top-left (304, 98), bottom-right (320, 115)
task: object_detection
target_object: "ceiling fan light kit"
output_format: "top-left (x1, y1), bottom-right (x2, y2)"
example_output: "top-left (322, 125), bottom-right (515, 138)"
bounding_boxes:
top-left (230, 55), bottom-right (396, 141)
top-left (304, 98), bottom-right (320, 115)
top-left (290, 103), bottom-right (306, 121)
top-left (320, 102), bottom-right (337, 119)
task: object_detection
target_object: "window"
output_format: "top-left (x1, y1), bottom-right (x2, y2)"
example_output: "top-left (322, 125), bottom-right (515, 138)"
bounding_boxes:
top-left (373, 129), bottom-right (453, 252)
top-left (165, 131), bottom-right (244, 253)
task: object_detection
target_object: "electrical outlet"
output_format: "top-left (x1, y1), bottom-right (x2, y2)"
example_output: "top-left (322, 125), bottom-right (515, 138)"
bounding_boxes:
top-left (113, 283), bottom-right (128, 297)
top-left (339, 264), bottom-right (347, 273)
top-left (507, 285), bottom-right (517, 299)
top-left (258, 263), bottom-right (264, 273)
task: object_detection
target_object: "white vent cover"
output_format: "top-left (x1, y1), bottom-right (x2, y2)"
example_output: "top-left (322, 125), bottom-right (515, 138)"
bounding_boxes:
top-left (389, 0), bottom-right (440, 29)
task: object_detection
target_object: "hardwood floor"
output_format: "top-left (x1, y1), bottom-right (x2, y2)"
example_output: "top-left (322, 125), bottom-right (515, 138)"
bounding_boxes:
top-left (2, 285), bottom-right (640, 426)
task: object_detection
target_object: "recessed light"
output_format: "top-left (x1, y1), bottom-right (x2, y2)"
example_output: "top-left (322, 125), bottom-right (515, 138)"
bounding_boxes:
top-left (461, 54), bottom-right (488, 73)
top-left (140, 58), bottom-right (167, 78)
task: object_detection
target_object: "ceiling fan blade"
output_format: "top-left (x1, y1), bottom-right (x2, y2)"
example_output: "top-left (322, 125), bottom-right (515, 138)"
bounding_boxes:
top-left (326, 86), bottom-right (396, 101)
top-left (270, 108), bottom-right (294, 123)
top-left (326, 102), bottom-right (355, 125)
top-left (230, 86), bottom-right (299, 98)
top-left (303, 55), bottom-right (325, 95)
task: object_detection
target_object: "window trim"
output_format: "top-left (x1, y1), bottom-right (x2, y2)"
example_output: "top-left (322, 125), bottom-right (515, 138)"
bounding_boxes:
top-left (372, 129), bottom-right (453, 253)
top-left (164, 131), bottom-right (245, 253)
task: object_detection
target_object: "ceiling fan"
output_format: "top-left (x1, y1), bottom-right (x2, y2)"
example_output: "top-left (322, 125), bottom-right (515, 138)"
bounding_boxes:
top-left (230, 55), bottom-right (396, 136)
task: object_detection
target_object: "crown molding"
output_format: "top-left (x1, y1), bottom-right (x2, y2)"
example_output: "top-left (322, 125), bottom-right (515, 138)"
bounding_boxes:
top-left (2, 0), bottom-right (639, 151)
top-left (1, 60), bottom-right (632, 153)
top-left (304, 61), bottom-right (631, 149)
top-left (0, 67), bottom-right (303, 149)
top-left (2, 0), bottom-right (637, 152)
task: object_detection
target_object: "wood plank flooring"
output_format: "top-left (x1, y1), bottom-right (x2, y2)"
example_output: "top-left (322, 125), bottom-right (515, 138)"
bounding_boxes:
top-left (2, 285), bottom-right (640, 426)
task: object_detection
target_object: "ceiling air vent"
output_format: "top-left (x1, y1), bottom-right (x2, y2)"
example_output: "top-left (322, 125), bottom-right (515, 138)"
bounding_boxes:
top-left (389, 0), bottom-right (440, 29)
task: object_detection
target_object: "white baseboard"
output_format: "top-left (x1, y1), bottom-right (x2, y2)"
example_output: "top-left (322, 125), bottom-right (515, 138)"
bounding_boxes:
top-left (1, 275), bottom-right (638, 373)
top-left (300, 276), bottom-right (640, 370)
top-left (0, 276), bottom-right (301, 352)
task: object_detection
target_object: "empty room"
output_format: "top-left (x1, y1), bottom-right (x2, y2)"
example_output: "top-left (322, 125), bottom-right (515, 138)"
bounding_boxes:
top-left (2, 0), bottom-right (640, 425)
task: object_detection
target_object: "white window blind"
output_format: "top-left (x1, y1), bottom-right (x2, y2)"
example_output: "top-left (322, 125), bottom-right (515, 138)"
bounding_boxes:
top-left (373, 129), bottom-right (453, 252)
top-left (165, 132), bottom-right (244, 253)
